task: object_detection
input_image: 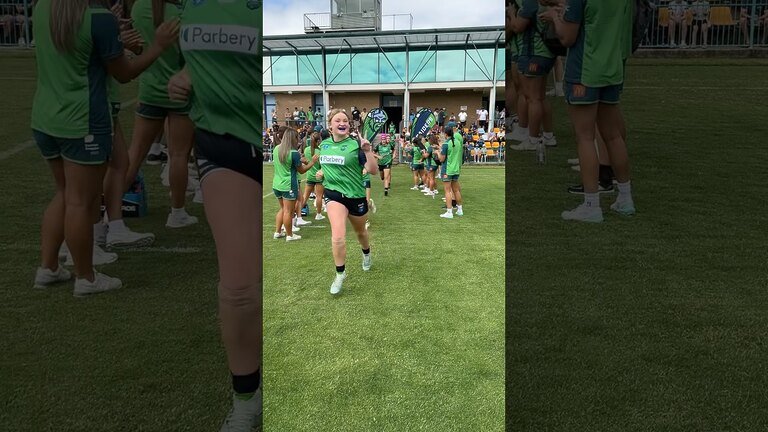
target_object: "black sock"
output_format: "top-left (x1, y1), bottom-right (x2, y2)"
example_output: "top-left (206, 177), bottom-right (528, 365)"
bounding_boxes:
top-left (599, 164), bottom-right (614, 184)
top-left (452, 200), bottom-right (457, 207)
top-left (336, 265), bottom-right (345, 273)
top-left (232, 369), bottom-right (260, 395)
top-left (362, 248), bottom-right (370, 255)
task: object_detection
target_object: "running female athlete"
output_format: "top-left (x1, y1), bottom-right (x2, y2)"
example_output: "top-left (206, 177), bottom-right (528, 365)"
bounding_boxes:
top-left (32, 0), bottom-right (177, 295)
top-left (315, 109), bottom-right (378, 295)
top-left (167, 1), bottom-right (262, 430)
top-left (374, 133), bottom-right (394, 196)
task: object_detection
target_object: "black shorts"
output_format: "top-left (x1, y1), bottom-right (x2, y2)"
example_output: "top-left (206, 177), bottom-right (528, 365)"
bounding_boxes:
top-left (195, 129), bottom-right (262, 184)
top-left (324, 189), bottom-right (368, 217)
top-left (378, 163), bottom-right (392, 170)
top-left (693, 19), bottom-right (708, 27)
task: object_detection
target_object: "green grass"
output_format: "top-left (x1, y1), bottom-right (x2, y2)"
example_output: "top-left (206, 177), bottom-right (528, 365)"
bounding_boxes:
top-left (263, 164), bottom-right (505, 431)
top-left (0, 50), bottom-right (231, 431)
top-left (507, 58), bottom-right (768, 431)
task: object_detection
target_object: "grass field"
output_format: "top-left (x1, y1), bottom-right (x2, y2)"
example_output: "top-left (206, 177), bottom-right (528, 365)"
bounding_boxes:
top-left (262, 163), bottom-right (505, 431)
top-left (0, 50), bottom-right (230, 431)
top-left (507, 57), bottom-right (768, 431)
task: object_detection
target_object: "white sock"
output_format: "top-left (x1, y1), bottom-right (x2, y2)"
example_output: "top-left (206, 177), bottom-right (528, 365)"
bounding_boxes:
top-left (555, 81), bottom-right (563, 91)
top-left (457, 205), bottom-right (463, 211)
top-left (171, 207), bottom-right (186, 216)
top-left (617, 181), bottom-right (632, 199)
top-left (108, 219), bottom-right (126, 232)
top-left (584, 193), bottom-right (600, 208)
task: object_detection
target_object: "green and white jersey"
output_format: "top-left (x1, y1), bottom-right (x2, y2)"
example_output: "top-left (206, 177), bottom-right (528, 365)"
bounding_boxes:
top-left (272, 148), bottom-right (300, 193)
top-left (319, 136), bottom-right (367, 198)
top-left (517, 0), bottom-right (554, 59)
top-left (564, 0), bottom-right (631, 87)
top-left (179, 0), bottom-right (261, 148)
top-left (376, 143), bottom-right (394, 165)
top-left (304, 145), bottom-right (320, 182)
top-left (132, 0), bottom-right (186, 109)
top-left (441, 136), bottom-right (463, 176)
top-left (31, 0), bottom-right (123, 138)
top-left (410, 146), bottom-right (425, 165)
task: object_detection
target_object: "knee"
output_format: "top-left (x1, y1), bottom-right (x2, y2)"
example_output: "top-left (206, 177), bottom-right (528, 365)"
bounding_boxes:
top-left (218, 281), bottom-right (260, 310)
top-left (331, 236), bottom-right (345, 247)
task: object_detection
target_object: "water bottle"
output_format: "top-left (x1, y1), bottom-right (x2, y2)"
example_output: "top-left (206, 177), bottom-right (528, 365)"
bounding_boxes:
top-left (536, 139), bottom-right (546, 165)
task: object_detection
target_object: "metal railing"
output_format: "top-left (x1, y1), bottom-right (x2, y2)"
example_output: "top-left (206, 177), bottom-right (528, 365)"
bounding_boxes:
top-left (640, 0), bottom-right (768, 48)
top-left (303, 12), bottom-right (413, 33)
top-left (0, 0), bottom-right (33, 47)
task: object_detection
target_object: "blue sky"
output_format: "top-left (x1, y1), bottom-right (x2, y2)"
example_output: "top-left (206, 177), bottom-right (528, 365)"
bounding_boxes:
top-left (265, 0), bottom-right (504, 36)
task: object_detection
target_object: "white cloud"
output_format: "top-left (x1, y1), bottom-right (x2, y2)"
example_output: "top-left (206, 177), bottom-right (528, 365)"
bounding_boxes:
top-left (265, 0), bottom-right (503, 36)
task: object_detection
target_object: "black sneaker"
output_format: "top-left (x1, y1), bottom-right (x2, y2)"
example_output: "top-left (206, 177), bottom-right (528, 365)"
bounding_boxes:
top-left (146, 151), bottom-right (167, 165)
top-left (567, 183), bottom-right (615, 195)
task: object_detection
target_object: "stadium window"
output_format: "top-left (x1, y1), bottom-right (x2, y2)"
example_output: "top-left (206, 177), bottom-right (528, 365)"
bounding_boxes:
top-left (264, 56), bottom-right (272, 86)
top-left (298, 55), bottom-right (323, 85)
top-left (379, 51), bottom-right (406, 83)
top-left (351, 52), bottom-right (379, 84)
top-left (465, 48), bottom-right (495, 81)
top-left (272, 55), bottom-right (298, 86)
top-left (409, 50), bottom-right (436, 83)
top-left (436, 50), bottom-right (466, 82)
top-left (327, 53), bottom-right (352, 84)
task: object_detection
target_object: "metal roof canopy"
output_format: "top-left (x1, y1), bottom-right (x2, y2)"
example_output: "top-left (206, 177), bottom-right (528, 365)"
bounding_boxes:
top-left (263, 26), bottom-right (504, 55)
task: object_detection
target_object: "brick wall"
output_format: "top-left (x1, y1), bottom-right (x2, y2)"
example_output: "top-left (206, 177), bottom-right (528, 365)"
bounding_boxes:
top-left (274, 94), bottom-right (313, 124)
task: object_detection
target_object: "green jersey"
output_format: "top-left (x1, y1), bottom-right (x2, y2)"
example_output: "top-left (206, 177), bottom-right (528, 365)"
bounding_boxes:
top-left (517, 0), bottom-right (554, 59)
top-left (132, 0), bottom-right (186, 109)
top-left (307, 110), bottom-right (314, 121)
top-left (564, 0), bottom-right (631, 87)
top-left (272, 148), bottom-right (301, 192)
top-left (304, 145), bottom-right (320, 182)
top-left (376, 143), bottom-right (394, 165)
top-left (411, 146), bottom-right (425, 165)
top-left (31, 0), bottom-right (123, 138)
top-left (319, 136), bottom-right (367, 198)
top-left (179, 0), bottom-right (261, 147)
top-left (441, 135), bottom-right (462, 176)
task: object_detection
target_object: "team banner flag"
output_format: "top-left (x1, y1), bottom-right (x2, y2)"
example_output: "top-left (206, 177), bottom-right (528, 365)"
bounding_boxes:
top-left (411, 108), bottom-right (436, 140)
top-left (362, 108), bottom-right (389, 143)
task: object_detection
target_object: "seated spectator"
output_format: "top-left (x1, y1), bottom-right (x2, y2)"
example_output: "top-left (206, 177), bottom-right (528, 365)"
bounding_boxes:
top-left (668, 0), bottom-right (689, 48)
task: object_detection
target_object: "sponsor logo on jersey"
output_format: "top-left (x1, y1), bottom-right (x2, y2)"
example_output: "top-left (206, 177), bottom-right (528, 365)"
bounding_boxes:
top-left (180, 25), bottom-right (259, 55)
top-left (320, 155), bottom-right (346, 165)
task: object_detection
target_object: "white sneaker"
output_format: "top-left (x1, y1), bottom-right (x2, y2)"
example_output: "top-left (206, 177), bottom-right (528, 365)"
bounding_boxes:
top-left (160, 163), bottom-right (170, 187)
top-left (362, 254), bottom-right (372, 271)
top-left (166, 210), bottom-right (198, 228)
top-left (543, 135), bottom-right (557, 147)
top-left (93, 222), bottom-right (109, 247)
top-left (219, 389), bottom-right (262, 432)
top-left (509, 139), bottom-right (537, 151)
top-left (93, 222), bottom-right (107, 247)
top-left (273, 232), bottom-right (285, 239)
top-left (571, 165), bottom-right (581, 172)
top-left (456, 208), bottom-right (464, 216)
top-left (567, 158), bottom-right (580, 165)
top-left (369, 199), bottom-right (376, 213)
top-left (295, 218), bottom-right (312, 226)
top-left (33, 266), bottom-right (72, 289)
top-left (106, 226), bottom-right (155, 249)
top-left (546, 88), bottom-right (556, 97)
top-left (187, 176), bottom-right (200, 194)
top-left (286, 234), bottom-right (302, 241)
top-left (509, 126), bottom-right (528, 142)
top-left (610, 199), bottom-right (636, 216)
top-left (64, 244), bottom-right (118, 266)
top-left (193, 187), bottom-right (204, 204)
top-left (73, 272), bottom-right (122, 297)
top-left (410, 186), bottom-right (419, 190)
top-left (440, 210), bottom-right (454, 219)
top-left (314, 213), bottom-right (325, 221)
top-left (561, 203), bottom-right (604, 223)
top-left (330, 272), bottom-right (346, 295)
top-left (292, 225), bottom-right (300, 232)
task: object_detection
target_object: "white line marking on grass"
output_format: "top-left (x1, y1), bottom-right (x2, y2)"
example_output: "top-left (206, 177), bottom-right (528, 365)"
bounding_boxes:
top-left (0, 100), bottom-right (138, 162)
top-left (263, 192), bottom-right (274, 198)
